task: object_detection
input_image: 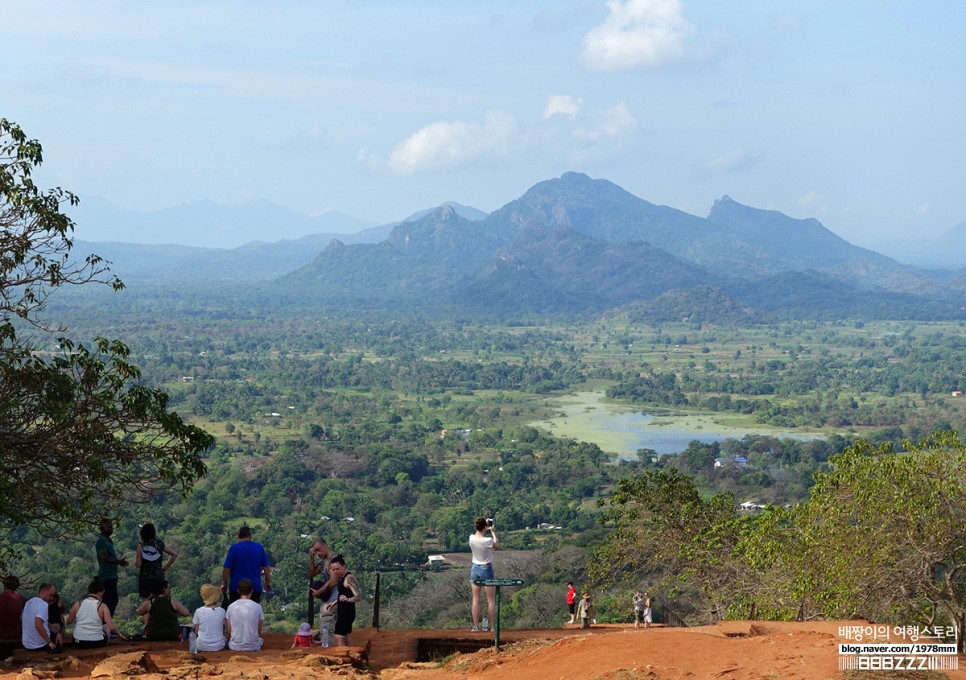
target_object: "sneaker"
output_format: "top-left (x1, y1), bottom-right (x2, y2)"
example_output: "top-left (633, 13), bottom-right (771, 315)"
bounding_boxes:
top-left (470, 627), bottom-right (480, 632)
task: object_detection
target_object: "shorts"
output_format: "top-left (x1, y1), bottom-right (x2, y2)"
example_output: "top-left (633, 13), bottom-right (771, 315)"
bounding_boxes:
top-left (634, 609), bottom-right (644, 623)
top-left (334, 607), bottom-right (355, 636)
top-left (470, 563), bottom-right (494, 583)
top-left (139, 577), bottom-right (165, 599)
top-left (568, 603), bottom-right (576, 615)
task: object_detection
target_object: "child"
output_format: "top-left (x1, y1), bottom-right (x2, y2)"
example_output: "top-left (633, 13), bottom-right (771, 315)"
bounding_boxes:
top-left (291, 622), bottom-right (313, 649)
top-left (576, 592), bottom-right (595, 629)
top-left (192, 583), bottom-right (226, 652)
top-left (633, 590), bottom-right (644, 629)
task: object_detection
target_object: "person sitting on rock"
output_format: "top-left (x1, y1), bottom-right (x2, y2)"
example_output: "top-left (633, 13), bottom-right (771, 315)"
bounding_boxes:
top-left (136, 579), bottom-right (189, 641)
top-left (192, 583), bottom-right (227, 652)
top-left (66, 578), bottom-right (126, 647)
top-left (21, 583), bottom-right (63, 654)
top-left (226, 578), bottom-right (263, 651)
top-left (0, 575), bottom-right (27, 644)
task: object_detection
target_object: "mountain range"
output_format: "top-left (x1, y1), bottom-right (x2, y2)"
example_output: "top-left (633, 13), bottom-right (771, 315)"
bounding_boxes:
top-left (72, 173), bottom-right (966, 320)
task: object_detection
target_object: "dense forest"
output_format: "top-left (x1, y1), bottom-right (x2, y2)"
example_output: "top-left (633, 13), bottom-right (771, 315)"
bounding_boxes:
top-left (5, 117), bottom-right (966, 656)
top-left (10, 307), bottom-right (966, 635)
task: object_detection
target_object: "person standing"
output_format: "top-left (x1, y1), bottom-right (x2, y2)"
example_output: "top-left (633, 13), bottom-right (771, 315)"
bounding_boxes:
top-left (66, 578), bottom-right (125, 647)
top-left (135, 522), bottom-right (178, 603)
top-left (308, 538), bottom-right (338, 644)
top-left (326, 555), bottom-right (360, 647)
top-left (0, 576), bottom-right (27, 642)
top-left (221, 526), bottom-right (272, 604)
top-left (576, 592), bottom-right (594, 629)
top-left (566, 582), bottom-right (577, 624)
top-left (226, 578), bottom-right (264, 651)
top-left (95, 518), bottom-right (127, 616)
top-left (642, 590), bottom-right (652, 629)
top-left (21, 583), bottom-right (62, 653)
top-left (468, 516), bottom-right (499, 632)
top-left (633, 590), bottom-right (645, 629)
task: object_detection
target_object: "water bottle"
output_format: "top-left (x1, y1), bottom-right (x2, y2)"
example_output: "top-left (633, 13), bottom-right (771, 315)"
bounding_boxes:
top-left (321, 624), bottom-right (329, 648)
top-left (188, 630), bottom-right (197, 654)
top-left (481, 616), bottom-right (489, 632)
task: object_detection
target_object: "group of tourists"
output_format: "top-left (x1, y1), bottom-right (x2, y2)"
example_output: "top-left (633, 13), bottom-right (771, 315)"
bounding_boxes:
top-left (0, 521), bottom-right (361, 654)
top-left (564, 581), bottom-right (652, 629)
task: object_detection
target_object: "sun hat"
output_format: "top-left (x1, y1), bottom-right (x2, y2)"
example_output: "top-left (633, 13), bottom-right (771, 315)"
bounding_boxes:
top-left (200, 583), bottom-right (222, 606)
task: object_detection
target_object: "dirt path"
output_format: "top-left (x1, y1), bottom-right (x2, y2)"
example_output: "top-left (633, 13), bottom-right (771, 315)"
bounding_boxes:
top-left (4, 621), bottom-right (965, 680)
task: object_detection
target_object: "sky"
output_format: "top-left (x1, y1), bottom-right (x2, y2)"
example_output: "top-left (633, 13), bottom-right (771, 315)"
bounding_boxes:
top-left (2, 0), bottom-right (963, 248)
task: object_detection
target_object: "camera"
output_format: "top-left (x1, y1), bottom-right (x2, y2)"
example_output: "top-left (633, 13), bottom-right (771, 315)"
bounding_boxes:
top-left (486, 518), bottom-right (494, 527)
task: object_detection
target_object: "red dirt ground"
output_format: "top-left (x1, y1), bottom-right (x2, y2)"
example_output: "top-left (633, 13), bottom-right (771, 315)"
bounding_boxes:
top-left (4, 621), bottom-right (965, 680)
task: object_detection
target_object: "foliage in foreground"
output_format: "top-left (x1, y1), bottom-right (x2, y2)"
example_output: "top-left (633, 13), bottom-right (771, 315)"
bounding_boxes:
top-left (0, 118), bottom-right (213, 566)
top-left (593, 430), bottom-right (966, 650)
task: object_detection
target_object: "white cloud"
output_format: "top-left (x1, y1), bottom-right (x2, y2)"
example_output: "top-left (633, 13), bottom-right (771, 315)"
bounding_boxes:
top-left (573, 102), bottom-right (637, 141)
top-left (386, 112), bottom-right (516, 175)
top-left (798, 191), bottom-right (820, 208)
top-left (581, 0), bottom-right (693, 72)
top-left (544, 94), bottom-right (583, 119)
top-left (774, 13), bottom-right (802, 32)
top-left (705, 147), bottom-right (764, 174)
top-left (916, 202), bottom-right (930, 214)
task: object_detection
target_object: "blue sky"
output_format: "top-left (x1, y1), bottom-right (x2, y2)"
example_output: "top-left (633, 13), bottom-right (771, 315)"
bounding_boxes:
top-left (3, 0), bottom-right (963, 247)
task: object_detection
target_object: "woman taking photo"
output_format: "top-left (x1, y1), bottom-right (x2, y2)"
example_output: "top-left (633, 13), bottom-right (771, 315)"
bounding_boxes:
top-left (468, 516), bottom-right (498, 632)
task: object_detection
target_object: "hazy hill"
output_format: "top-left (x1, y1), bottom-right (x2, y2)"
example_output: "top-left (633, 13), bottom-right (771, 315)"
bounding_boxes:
top-left (874, 219), bottom-right (966, 270)
top-left (74, 228), bottom-right (393, 284)
top-left (73, 201), bottom-right (482, 283)
top-left (69, 196), bottom-right (378, 248)
top-left (284, 172), bottom-right (956, 318)
top-left (461, 220), bottom-right (715, 312)
top-left (69, 172), bottom-right (966, 320)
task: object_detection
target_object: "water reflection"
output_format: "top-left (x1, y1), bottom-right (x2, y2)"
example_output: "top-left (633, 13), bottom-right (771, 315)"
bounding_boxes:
top-left (535, 390), bottom-right (822, 458)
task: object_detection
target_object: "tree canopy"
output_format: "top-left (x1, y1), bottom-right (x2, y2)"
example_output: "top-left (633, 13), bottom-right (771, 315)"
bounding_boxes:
top-left (0, 119), bottom-right (213, 554)
top-left (593, 430), bottom-right (966, 649)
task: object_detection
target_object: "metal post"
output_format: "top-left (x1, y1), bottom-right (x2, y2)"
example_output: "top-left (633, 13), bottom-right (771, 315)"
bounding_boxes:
top-left (372, 572), bottom-right (381, 629)
top-left (494, 585), bottom-right (502, 651)
top-left (474, 578), bottom-right (524, 651)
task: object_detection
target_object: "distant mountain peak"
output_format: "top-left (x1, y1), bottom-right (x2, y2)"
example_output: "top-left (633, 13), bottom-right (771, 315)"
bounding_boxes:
top-left (401, 201), bottom-right (487, 223)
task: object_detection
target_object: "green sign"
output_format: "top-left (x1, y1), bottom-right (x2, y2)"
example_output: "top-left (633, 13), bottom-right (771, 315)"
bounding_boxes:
top-left (474, 578), bottom-right (525, 587)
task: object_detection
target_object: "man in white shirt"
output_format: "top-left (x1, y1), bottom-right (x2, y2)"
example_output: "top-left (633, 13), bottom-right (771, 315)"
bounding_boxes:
top-left (225, 578), bottom-right (263, 651)
top-left (21, 583), bottom-right (63, 653)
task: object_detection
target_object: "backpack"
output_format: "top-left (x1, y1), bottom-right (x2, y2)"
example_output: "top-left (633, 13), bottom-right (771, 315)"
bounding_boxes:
top-left (141, 539), bottom-right (164, 579)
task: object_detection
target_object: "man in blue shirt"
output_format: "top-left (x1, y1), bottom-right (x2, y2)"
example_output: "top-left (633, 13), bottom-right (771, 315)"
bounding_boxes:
top-left (221, 526), bottom-right (272, 604)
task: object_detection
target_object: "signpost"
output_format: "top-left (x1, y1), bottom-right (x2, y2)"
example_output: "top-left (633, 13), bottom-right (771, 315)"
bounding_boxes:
top-left (473, 578), bottom-right (525, 650)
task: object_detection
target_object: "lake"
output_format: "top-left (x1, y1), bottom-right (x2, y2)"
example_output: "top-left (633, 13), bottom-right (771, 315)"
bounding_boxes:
top-left (532, 390), bottom-right (824, 458)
